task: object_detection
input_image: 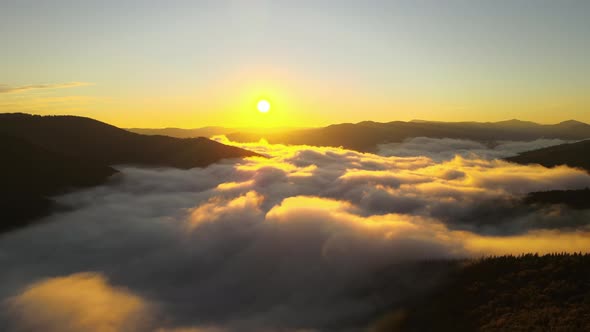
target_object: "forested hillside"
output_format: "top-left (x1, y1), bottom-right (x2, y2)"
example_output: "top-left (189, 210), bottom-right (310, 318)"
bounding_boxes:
top-left (374, 254), bottom-right (590, 332)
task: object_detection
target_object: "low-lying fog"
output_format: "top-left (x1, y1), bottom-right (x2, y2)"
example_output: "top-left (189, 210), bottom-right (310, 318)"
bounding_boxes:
top-left (1, 137), bottom-right (589, 332)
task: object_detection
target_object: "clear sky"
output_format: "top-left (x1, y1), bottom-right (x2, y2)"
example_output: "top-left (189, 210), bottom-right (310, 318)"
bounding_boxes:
top-left (1, 0), bottom-right (589, 128)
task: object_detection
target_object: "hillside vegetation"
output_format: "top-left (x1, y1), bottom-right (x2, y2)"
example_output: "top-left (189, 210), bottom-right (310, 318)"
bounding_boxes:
top-left (374, 253), bottom-right (590, 332)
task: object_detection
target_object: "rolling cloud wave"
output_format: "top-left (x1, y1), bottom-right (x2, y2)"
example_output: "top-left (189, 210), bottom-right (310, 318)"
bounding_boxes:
top-left (1, 138), bottom-right (590, 331)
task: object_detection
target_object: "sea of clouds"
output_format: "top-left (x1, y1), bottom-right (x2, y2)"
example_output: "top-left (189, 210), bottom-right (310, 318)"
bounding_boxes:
top-left (1, 137), bottom-right (590, 332)
top-left (377, 137), bottom-right (573, 161)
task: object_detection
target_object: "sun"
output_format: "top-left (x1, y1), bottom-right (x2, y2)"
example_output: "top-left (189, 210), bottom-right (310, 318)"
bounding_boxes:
top-left (257, 99), bottom-right (271, 113)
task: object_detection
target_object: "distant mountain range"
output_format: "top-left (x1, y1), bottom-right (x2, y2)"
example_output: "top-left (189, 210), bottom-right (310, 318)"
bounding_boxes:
top-left (224, 119), bottom-right (590, 152)
top-left (128, 120), bottom-right (590, 154)
top-left (128, 126), bottom-right (235, 138)
top-left (128, 126), bottom-right (304, 139)
top-left (0, 113), bottom-right (259, 232)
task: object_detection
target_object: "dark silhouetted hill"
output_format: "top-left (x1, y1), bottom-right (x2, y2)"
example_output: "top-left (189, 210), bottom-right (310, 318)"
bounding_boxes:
top-left (506, 139), bottom-right (590, 172)
top-left (0, 113), bottom-right (260, 232)
top-left (506, 140), bottom-right (590, 210)
top-left (374, 253), bottom-right (590, 331)
top-left (523, 188), bottom-right (590, 210)
top-left (0, 135), bottom-right (117, 232)
top-left (226, 119), bottom-right (590, 152)
top-left (0, 113), bottom-right (260, 169)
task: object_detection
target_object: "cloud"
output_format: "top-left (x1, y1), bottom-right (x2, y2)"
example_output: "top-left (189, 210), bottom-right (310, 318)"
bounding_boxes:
top-left (0, 82), bottom-right (92, 94)
top-left (188, 190), bottom-right (264, 227)
top-left (377, 137), bottom-right (572, 161)
top-left (1, 138), bottom-right (590, 331)
top-left (2, 273), bottom-right (152, 332)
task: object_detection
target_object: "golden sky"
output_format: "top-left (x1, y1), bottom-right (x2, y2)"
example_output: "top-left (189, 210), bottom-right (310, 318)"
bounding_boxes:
top-left (1, 1), bottom-right (589, 128)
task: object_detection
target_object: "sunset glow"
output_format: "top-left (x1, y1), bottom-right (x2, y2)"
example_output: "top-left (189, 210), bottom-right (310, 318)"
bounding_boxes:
top-left (2, 2), bottom-right (589, 128)
top-left (2, 2), bottom-right (590, 331)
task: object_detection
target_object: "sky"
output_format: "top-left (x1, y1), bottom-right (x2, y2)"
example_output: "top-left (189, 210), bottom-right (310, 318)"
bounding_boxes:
top-left (1, 0), bottom-right (589, 128)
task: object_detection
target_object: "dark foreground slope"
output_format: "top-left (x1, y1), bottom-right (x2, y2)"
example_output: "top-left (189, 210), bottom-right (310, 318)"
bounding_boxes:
top-left (0, 135), bottom-right (117, 232)
top-left (373, 254), bottom-right (590, 332)
top-left (0, 113), bottom-right (259, 169)
top-left (228, 119), bottom-right (590, 152)
top-left (0, 113), bottom-right (259, 232)
top-left (507, 139), bottom-right (590, 172)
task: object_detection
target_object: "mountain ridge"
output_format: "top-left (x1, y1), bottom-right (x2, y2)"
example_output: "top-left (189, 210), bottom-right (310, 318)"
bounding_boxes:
top-left (128, 118), bottom-right (590, 153)
top-left (0, 113), bottom-right (260, 168)
top-left (224, 119), bottom-right (590, 152)
top-left (0, 113), bottom-right (261, 232)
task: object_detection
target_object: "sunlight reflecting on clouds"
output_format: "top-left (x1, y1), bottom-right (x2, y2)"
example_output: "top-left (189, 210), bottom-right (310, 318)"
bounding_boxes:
top-left (4, 273), bottom-right (152, 332)
top-left (2, 137), bottom-right (590, 331)
top-left (189, 191), bottom-right (264, 228)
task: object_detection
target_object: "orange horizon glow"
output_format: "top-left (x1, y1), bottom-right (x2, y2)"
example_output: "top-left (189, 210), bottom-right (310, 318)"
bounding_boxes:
top-left (2, 65), bottom-right (589, 129)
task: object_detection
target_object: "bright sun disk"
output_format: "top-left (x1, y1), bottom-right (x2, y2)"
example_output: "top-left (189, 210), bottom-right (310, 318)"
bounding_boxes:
top-left (257, 100), bottom-right (271, 113)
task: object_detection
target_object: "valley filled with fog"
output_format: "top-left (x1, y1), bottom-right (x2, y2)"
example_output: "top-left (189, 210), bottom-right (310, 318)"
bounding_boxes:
top-left (2, 137), bottom-right (590, 332)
